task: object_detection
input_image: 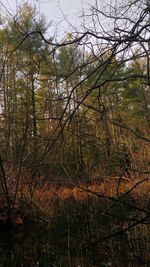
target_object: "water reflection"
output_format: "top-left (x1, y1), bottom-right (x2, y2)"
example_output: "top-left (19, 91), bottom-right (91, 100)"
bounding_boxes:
top-left (0, 231), bottom-right (88, 267)
top-left (0, 219), bottom-right (149, 267)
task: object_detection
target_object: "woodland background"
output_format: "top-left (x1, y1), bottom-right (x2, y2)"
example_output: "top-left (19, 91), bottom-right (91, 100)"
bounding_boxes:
top-left (0, 1), bottom-right (149, 266)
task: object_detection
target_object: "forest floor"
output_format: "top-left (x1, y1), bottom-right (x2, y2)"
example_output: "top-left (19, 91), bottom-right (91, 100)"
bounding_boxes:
top-left (0, 176), bottom-right (149, 227)
top-left (0, 176), bottom-right (149, 265)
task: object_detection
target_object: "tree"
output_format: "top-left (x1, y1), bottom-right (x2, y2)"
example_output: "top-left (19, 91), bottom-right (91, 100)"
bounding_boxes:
top-left (0, 3), bottom-right (49, 165)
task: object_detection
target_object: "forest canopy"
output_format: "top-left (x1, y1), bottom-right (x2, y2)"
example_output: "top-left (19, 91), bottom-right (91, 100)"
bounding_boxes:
top-left (0, 1), bottom-right (149, 181)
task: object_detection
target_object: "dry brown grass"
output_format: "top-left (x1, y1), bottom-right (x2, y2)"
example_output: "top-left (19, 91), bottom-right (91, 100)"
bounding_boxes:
top-left (3, 165), bottom-right (149, 222)
top-left (18, 176), bottom-right (149, 219)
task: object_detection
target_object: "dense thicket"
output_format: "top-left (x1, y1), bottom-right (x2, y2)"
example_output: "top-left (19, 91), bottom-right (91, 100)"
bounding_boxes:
top-left (0, 1), bottom-right (149, 181)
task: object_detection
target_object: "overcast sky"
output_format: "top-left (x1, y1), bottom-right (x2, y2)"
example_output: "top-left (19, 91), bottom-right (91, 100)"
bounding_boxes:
top-left (0, 0), bottom-right (93, 38)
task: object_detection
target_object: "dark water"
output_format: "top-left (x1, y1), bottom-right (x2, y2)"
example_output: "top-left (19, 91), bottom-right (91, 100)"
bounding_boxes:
top-left (0, 229), bottom-right (88, 267)
top-left (0, 223), bottom-right (149, 267)
top-left (0, 196), bottom-right (149, 267)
